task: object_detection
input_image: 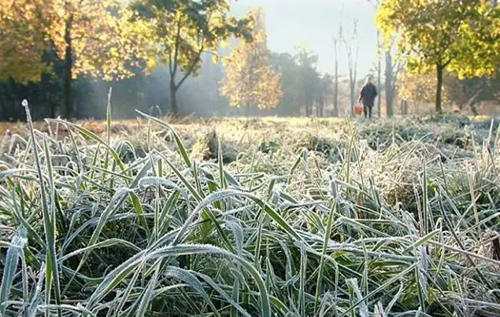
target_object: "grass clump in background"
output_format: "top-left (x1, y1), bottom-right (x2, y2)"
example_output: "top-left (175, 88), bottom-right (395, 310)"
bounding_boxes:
top-left (1, 103), bottom-right (500, 316)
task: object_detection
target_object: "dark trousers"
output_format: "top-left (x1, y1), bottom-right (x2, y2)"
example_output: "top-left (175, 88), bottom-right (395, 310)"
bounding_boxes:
top-left (363, 104), bottom-right (373, 119)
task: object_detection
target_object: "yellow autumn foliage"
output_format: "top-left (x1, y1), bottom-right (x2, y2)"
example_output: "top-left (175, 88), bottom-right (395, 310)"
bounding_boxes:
top-left (0, 0), bottom-right (146, 81)
top-left (220, 10), bottom-right (282, 110)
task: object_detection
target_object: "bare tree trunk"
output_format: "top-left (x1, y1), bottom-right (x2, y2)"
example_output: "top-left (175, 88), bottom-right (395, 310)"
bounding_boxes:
top-left (385, 51), bottom-right (394, 117)
top-left (333, 64), bottom-right (339, 116)
top-left (436, 64), bottom-right (444, 113)
top-left (318, 96), bottom-right (324, 117)
top-left (333, 37), bottom-right (339, 117)
top-left (343, 20), bottom-right (358, 117)
top-left (305, 102), bottom-right (312, 116)
top-left (401, 99), bottom-right (408, 115)
top-left (377, 32), bottom-right (382, 117)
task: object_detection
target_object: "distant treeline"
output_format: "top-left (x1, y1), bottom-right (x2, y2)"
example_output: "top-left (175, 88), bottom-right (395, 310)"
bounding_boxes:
top-left (0, 58), bottom-right (231, 121)
top-left (0, 48), bottom-right (342, 121)
top-left (2, 53), bottom-right (499, 121)
top-left (2, 0), bottom-right (500, 121)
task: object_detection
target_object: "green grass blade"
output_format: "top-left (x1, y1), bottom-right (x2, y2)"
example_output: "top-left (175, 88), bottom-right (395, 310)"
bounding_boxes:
top-left (46, 118), bottom-right (126, 172)
top-left (0, 228), bottom-right (27, 316)
top-left (22, 101), bottom-right (61, 317)
top-left (135, 110), bottom-right (192, 168)
top-left (314, 201), bottom-right (337, 312)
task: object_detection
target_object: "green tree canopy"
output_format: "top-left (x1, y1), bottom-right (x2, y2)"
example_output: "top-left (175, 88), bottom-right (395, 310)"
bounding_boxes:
top-left (294, 45), bottom-right (321, 116)
top-left (131, 0), bottom-right (253, 114)
top-left (270, 47), bottom-right (327, 117)
top-left (377, 0), bottom-right (500, 113)
top-left (271, 52), bottom-right (301, 115)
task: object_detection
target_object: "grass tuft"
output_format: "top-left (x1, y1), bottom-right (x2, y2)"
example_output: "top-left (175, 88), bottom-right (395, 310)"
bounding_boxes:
top-left (1, 114), bottom-right (500, 316)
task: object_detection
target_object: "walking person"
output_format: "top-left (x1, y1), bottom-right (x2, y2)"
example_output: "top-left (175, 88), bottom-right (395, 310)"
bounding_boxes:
top-left (358, 75), bottom-right (378, 119)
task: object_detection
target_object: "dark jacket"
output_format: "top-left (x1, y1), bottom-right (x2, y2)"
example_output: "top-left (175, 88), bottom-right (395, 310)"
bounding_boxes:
top-left (359, 83), bottom-right (378, 106)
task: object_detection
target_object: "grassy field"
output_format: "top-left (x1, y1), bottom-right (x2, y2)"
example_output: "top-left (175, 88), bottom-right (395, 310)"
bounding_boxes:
top-left (1, 109), bottom-right (500, 316)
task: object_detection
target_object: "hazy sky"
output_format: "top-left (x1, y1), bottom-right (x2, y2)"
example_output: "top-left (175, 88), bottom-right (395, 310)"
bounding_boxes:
top-left (231, 0), bottom-right (378, 78)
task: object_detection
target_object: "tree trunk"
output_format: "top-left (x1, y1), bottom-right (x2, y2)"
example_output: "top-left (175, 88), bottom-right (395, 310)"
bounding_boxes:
top-left (377, 33), bottom-right (382, 117)
top-left (401, 99), bottom-right (408, 115)
top-left (436, 64), bottom-right (444, 113)
top-left (385, 51), bottom-right (394, 117)
top-left (318, 97), bottom-right (324, 117)
top-left (305, 102), bottom-right (312, 117)
top-left (50, 96), bottom-right (56, 118)
top-left (169, 78), bottom-right (178, 114)
top-left (377, 61), bottom-right (382, 117)
top-left (63, 17), bottom-right (73, 119)
top-left (470, 103), bottom-right (478, 116)
top-left (333, 58), bottom-right (339, 117)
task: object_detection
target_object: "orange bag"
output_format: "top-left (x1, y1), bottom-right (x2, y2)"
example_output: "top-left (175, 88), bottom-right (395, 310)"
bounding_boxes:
top-left (354, 104), bottom-right (363, 115)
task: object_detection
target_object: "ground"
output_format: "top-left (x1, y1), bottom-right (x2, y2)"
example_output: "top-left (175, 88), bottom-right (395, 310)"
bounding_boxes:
top-left (1, 114), bottom-right (500, 316)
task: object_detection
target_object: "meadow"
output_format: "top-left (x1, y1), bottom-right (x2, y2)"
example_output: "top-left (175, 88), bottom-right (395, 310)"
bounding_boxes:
top-left (1, 107), bottom-right (500, 316)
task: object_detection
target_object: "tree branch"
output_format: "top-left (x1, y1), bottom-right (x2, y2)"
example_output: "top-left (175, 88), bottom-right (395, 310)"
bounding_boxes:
top-left (175, 42), bottom-right (204, 90)
top-left (467, 89), bottom-right (483, 107)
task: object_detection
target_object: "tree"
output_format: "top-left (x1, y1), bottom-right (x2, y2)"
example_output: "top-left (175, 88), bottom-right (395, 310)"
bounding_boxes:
top-left (220, 9), bottom-right (282, 115)
top-left (317, 74), bottom-right (333, 117)
top-left (271, 48), bottom-right (327, 117)
top-left (132, 0), bottom-right (252, 115)
top-left (0, 0), bottom-right (143, 118)
top-left (399, 71), bottom-right (448, 115)
top-left (384, 51), bottom-right (395, 116)
top-left (0, 0), bottom-right (51, 83)
top-left (294, 45), bottom-right (320, 116)
top-left (369, 0), bottom-right (405, 118)
top-left (376, 34), bottom-right (382, 117)
top-left (384, 42), bottom-right (404, 117)
top-left (445, 72), bottom-right (500, 115)
top-left (332, 25), bottom-right (341, 117)
top-left (270, 52), bottom-right (301, 116)
top-left (342, 20), bottom-right (358, 117)
top-left (377, 0), bottom-right (500, 113)
top-left (367, 0), bottom-right (383, 117)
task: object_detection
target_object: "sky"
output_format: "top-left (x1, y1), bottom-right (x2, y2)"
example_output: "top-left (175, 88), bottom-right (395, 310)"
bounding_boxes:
top-left (231, 0), bottom-right (379, 78)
